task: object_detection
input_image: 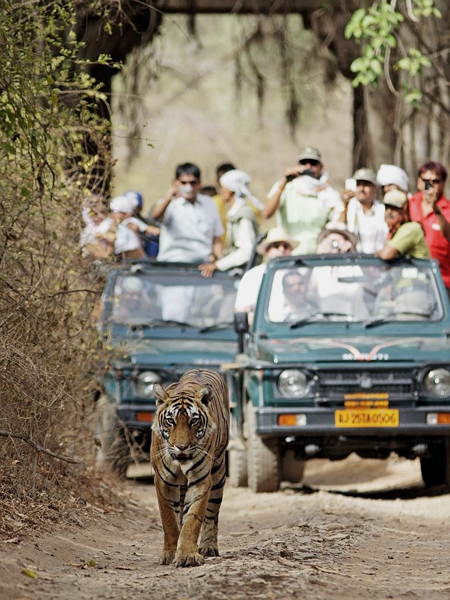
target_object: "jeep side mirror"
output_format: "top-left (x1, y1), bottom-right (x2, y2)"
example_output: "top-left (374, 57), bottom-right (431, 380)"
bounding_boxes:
top-left (234, 312), bottom-right (249, 354)
top-left (234, 312), bottom-right (249, 334)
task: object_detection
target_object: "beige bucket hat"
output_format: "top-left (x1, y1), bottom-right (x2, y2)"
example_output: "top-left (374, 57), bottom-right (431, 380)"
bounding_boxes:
top-left (257, 227), bottom-right (299, 255)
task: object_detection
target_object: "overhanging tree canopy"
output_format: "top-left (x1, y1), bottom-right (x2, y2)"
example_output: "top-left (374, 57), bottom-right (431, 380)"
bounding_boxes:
top-left (74, 0), bottom-right (450, 183)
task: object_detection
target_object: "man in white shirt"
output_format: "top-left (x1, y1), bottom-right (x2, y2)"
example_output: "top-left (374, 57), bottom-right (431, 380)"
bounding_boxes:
top-left (152, 163), bottom-right (224, 263)
top-left (339, 168), bottom-right (388, 253)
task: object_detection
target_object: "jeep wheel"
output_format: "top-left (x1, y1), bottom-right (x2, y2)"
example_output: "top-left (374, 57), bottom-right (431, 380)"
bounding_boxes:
top-left (420, 441), bottom-right (450, 488)
top-left (246, 403), bottom-right (281, 493)
top-left (228, 448), bottom-right (248, 488)
top-left (281, 450), bottom-right (305, 484)
top-left (93, 396), bottom-right (129, 477)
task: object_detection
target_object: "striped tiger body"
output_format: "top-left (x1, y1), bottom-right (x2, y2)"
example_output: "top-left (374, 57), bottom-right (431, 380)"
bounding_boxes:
top-left (150, 369), bottom-right (229, 567)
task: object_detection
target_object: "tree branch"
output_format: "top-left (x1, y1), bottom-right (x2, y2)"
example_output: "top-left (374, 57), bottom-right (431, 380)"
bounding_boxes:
top-left (0, 430), bottom-right (81, 464)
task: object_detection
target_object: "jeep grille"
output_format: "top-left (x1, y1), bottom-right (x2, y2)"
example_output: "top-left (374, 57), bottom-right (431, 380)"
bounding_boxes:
top-left (315, 369), bottom-right (414, 401)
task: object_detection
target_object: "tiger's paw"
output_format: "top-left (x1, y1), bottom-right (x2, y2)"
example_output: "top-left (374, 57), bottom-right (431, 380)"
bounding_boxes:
top-left (199, 545), bottom-right (219, 557)
top-left (174, 551), bottom-right (205, 568)
top-left (159, 550), bottom-right (176, 565)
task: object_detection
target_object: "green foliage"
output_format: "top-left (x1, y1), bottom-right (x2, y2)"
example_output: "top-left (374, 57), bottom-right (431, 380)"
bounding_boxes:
top-left (1, 1), bottom-right (111, 206)
top-left (397, 48), bottom-right (431, 76)
top-left (345, 1), bottom-right (440, 103)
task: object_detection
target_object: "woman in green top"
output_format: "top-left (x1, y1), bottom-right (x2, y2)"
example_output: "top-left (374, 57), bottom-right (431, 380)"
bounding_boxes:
top-left (376, 189), bottom-right (430, 260)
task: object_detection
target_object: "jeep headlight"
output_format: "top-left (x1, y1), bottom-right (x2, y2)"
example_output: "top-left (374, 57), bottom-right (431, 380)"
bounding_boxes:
top-left (278, 369), bottom-right (309, 398)
top-left (424, 368), bottom-right (450, 398)
top-left (137, 371), bottom-right (161, 397)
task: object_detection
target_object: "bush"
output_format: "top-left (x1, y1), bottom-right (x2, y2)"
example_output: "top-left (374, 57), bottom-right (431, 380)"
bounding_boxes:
top-left (0, 0), bottom-right (113, 533)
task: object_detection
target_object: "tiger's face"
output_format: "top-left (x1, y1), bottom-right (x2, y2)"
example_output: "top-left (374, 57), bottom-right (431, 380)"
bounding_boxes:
top-left (153, 384), bottom-right (217, 461)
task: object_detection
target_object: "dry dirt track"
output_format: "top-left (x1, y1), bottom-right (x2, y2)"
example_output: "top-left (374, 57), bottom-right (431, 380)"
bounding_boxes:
top-left (2, 455), bottom-right (450, 600)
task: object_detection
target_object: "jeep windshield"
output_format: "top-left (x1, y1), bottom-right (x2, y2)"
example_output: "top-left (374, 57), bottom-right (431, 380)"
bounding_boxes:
top-left (264, 260), bottom-right (443, 326)
top-left (105, 271), bottom-right (238, 330)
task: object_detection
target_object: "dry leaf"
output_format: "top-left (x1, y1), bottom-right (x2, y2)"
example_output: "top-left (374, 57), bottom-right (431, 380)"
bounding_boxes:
top-left (21, 568), bottom-right (37, 579)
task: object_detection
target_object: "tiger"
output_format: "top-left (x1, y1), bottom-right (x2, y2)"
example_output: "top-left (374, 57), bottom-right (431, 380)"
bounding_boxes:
top-left (150, 369), bottom-right (230, 568)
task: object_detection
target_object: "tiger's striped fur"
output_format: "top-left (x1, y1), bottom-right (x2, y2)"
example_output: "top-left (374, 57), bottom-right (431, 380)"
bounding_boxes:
top-left (150, 369), bottom-right (229, 567)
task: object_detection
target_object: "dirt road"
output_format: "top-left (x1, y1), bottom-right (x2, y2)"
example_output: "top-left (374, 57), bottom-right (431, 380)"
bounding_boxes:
top-left (2, 455), bottom-right (450, 600)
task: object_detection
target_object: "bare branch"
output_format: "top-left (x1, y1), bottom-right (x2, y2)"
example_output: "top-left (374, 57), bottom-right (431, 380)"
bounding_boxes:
top-left (405, 0), bottom-right (419, 22)
top-left (384, 46), bottom-right (399, 96)
top-left (0, 430), bottom-right (81, 464)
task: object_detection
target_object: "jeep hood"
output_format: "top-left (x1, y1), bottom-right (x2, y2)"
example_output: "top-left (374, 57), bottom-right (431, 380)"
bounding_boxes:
top-left (110, 338), bottom-right (236, 368)
top-left (255, 335), bottom-right (450, 364)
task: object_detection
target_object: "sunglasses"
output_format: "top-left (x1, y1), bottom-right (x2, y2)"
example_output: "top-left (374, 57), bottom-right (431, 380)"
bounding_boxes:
top-left (421, 177), bottom-right (442, 185)
top-left (268, 242), bottom-right (291, 250)
top-left (299, 159), bottom-right (320, 166)
top-left (178, 179), bottom-right (199, 185)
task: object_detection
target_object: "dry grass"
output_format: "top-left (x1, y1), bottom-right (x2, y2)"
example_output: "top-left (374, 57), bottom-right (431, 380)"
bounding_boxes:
top-left (0, 237), bottom-right (117, 536)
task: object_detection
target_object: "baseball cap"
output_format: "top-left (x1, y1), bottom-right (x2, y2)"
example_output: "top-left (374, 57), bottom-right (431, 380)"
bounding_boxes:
top-left (125, 190), bottom-right (143, 209)
top-left (352, 168), bottom-right (378, 186)
top-left (298, 146), bottom-right (322, 163)
top-left (382, 189), bottom-right (408, 208)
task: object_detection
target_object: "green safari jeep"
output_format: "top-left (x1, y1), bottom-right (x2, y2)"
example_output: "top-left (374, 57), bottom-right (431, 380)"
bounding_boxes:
top-left (95, 262), bottom-right (240, 474)
top-left (225, 254), bottom-right (450, 492)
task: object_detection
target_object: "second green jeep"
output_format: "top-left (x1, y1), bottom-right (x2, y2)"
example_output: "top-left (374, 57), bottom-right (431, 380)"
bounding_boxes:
top-left (226, 254), bottom-right (450, 492)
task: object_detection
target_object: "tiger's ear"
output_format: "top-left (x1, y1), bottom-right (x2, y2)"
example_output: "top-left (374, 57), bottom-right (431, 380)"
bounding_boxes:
top-left (196, 385), bottom-right (211, 406)
top-left (154, 383), bottom-right (169, 407)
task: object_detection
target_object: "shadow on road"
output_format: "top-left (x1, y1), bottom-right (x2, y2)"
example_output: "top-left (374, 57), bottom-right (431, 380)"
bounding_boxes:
top-left (287, 482), bottom-right (449, 500)
top-left (331, 483), bottom-right (449, 500)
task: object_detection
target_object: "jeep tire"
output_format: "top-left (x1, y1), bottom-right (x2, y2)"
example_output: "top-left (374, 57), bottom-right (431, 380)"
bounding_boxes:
top-left (281, 449), bottom-right (305, 484)
top-left (420, 440), bottom-right (450, 488)
top-left (246, 403), bottom-right (281, 493)
top-left (228, 448), bottom-right (248, 488)
top-left (93, 395), bottom-right (129, 477)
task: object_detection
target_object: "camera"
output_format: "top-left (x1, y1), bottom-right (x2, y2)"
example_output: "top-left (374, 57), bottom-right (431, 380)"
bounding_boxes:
top-left (286, 169), bottom-right (315, 182)
top-left (424, 181), bottom-right (432, 190)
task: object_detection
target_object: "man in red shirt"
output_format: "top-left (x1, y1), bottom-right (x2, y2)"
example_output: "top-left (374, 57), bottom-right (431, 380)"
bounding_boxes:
top-left (409, 161), bottom-right (450, 293)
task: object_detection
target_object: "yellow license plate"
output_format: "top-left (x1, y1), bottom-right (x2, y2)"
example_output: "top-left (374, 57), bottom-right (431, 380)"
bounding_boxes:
top-left (335, 409), bottom-right (399, 428)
